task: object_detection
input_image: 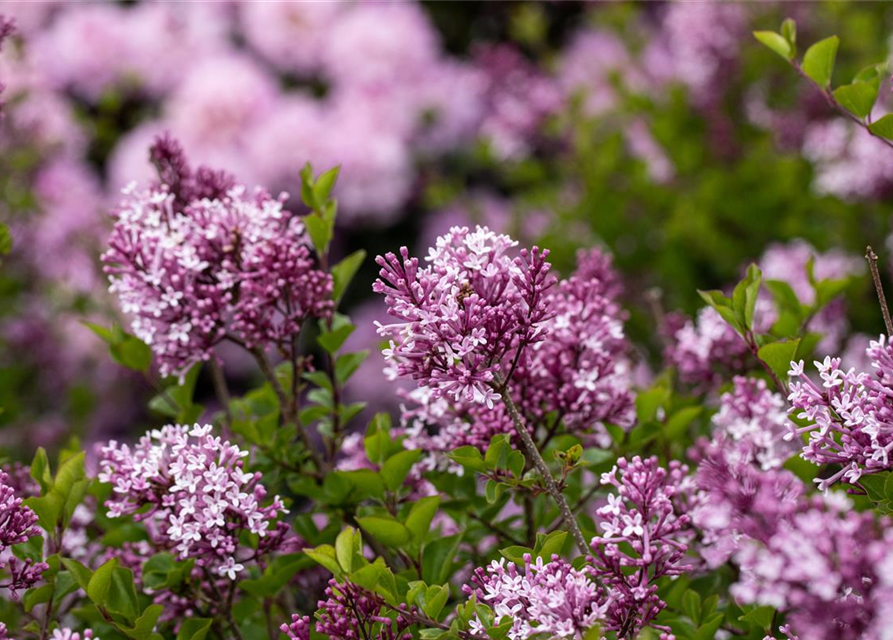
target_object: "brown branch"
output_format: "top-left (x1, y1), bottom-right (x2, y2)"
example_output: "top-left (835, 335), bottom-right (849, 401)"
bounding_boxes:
top-left (494, 377), bottom-right (589, 556)
top-left (866, 245), bottom-right (893, 336)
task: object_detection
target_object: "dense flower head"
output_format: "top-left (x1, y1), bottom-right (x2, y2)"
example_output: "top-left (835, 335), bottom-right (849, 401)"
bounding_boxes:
top-left (692, 441), bottom-right (805, 568)
top-left (787, 337), bottom-right (893, 489)
top-left (380, 237), bottom-right (634, 465)
top-left (732, 495), bottom-right (893, 640)
top-left (317, 579), bottom-right (413, 640)
top-left (591, 456), bottom-right (693, 638)
top-left (712, 376), bottom-right (797, 471)
top-left (281, 614), bottom-right (311, 640)
top-left (97, 423), bottom-right (290, 579)
top-left (464, 554), bottom-right (603, 640)
top-left (103, 135), bottom-right (333, 378)
top-left (0, 470), bottom-right (40, 552)
top-left (374, 225), bottom-right (555, 408)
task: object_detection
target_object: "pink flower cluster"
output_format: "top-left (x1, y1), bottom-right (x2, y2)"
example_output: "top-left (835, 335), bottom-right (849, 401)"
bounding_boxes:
top-left (733, 495), bottom-right (893, 640)
top-left (711, 376), bottom-right (798, 471)
top-left (281, 615), bottom-right (311, 640)
top-left (375, 226), bottom-right (555, 409)
top-left (591, 456), bottom-right (693, 639)
top-left (787, 337), bottom-right (893, 489)
top-left (464, 554), bottom-right (603, 640)
top-left (103, 136), bottom-right (332, 378)
top-left (97, 424), bottom-right (290, 579)
top-left (376, 231), bottom-right (633, 463)
top-left (50, 630), bottom-right (96, 640)
top-left (316, 579), bottom-right (412, 640)
top-left (0, 469), bottom-right (46, 599)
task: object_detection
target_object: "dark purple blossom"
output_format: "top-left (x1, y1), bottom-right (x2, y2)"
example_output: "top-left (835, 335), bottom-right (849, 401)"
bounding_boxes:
top-left (316, 579), bottom-right (413, 640)
top-left (281, 614), bottom-right (311, 640)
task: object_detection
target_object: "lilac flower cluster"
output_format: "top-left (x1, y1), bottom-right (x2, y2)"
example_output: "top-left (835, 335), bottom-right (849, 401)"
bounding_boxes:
top-left (280, 615), bottom-right (311, 640)
top-left (98, 424), bottom-right (290, 579)
top-left (0, 14), bottom-right (14, 112)
top-left (316, 579), bottom-right (412, 640)
top-left (103, 136), bottom-right (332, 378)
top-left (711, 376), bottom-right (797, 471)
top-left (591, 456), bottom-right (693, 638)
top-left (0, 469), bottom-right (46, 598)
top-left (733, 495), bottom-right (893, 640)
top-left (787, 337), bottom-right (893, 489)
top-left (464, 554), bottom-right (603, 640)
top-left (377, 232), bottom-right (633, 463)
top-left (375, 225), bottom-right (555, 408)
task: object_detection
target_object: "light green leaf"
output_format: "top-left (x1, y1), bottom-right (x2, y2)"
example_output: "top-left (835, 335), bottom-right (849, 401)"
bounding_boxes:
top-left (753, 30), bottom-right (792, 59)
top-left (802, 36), bottom-right (839, 88)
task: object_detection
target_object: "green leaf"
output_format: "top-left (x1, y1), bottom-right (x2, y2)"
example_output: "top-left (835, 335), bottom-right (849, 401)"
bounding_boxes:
top-left (356, 515), bottom-right (412, 547)
top-left (834, 81), bottom-right (880, 119)
top-left (664, 407), bottom-right (702, 440)
top-left (405, 496), bottom-right (441, 542)
top-left (781, 18), bottom-right (797, 51)
top-left (381, 449), bottom-right (422, 492)
top-left (87, 558), bottom-right (118, 606)
top-left (304, 212), bottom-right (334, 258)
top-left (304, 544), bottom-right (343, 577)
top-left (534, 531), bottom-right (567, 559)
top-left (694, 613), bottom-right (725, 640)
top-left (335, 351), bottom-right (368, 385)
top-left (754, 30), bottom-right (793, 60)
top-left (332, 249), bottom-right (366, 304)
top-left (757, 339), bottom-right (800, 382)
top-left (336, 527), bottom-right (362, 574)
top-left (314, 165), bottom-right (341, 203)
top-left (739, 605), bottom-right (775, 631)
top-left (30, 448), bottom-right (52, 494)
top-left (802, 36), bottom-right (839, 88)
top-left (364, 413), bottom-right (393, 466)
top-left (176, 618), bottom-right (213, 640)
top-left (116, 604), bottom-right (164, 640)
top-left (697, 290), bottom-right (741, 333)
top-left (682, 590), bottom-right (702, 625)
top-left (318, 322), bottom-right (355, 354)
top-left (61, 558), bottom-right (93, 591)
top-left (107, 567), bottom-right (140, 620)
top-left (24, 583), bottom-right (54, 613)
top-left (422, 534), bottom-right (463, 584)
top-left (868, 113), bottom-right (893, 140)
top-left (448, 446), bottom-right (486, 473)
top-left (860, 473), bottom-right (889, 501)
top-left (731, 264), bottom-right (762, 331)
top-left (421, 584), bottom-right (450, 620)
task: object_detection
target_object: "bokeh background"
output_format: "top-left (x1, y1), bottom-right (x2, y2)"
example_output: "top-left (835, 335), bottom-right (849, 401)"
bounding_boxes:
top-left (2, 0), bottom-right (892, 459)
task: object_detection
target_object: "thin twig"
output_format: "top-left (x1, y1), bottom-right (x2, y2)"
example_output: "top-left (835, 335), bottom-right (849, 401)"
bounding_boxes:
top-left (866, 245), bottom-right (893, 335)
top-left (494, 376), bottom-right (589, 556)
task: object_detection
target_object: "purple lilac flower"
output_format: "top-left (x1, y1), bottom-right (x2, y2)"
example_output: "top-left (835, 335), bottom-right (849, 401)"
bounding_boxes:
top-left (375, 225), bottom-right (555, 408)
top-left (377, 231), bottom-right (633, 464)
top-left (786, 338), bottom-right (893, 489)
top-left (591, 456), bottom-right (693, 639)
top-left (663, 306), bottom-right (753, 388)
top-left (0, 470), bottom-right (46, 599)
top-left (732, 495), bottom-right (893, 640)
top-left (316, 579), bottom-right (413, 640)
top-left (103, 135), bottom-right (333, 378)
top-left (0, 14), bottom-right (14, 110)
top-left (711, 376), bottom-right (798, 471)
top-left (239, 3), bottom-right (341, 75)
top-left (692, 441), bottom-right (804, 568)
top-left (281, 615), bottom-right (311, 640)
top-left (464, 554), bottom-right (603, 640)
top-left (97, 424), bottom-right (291, 579)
